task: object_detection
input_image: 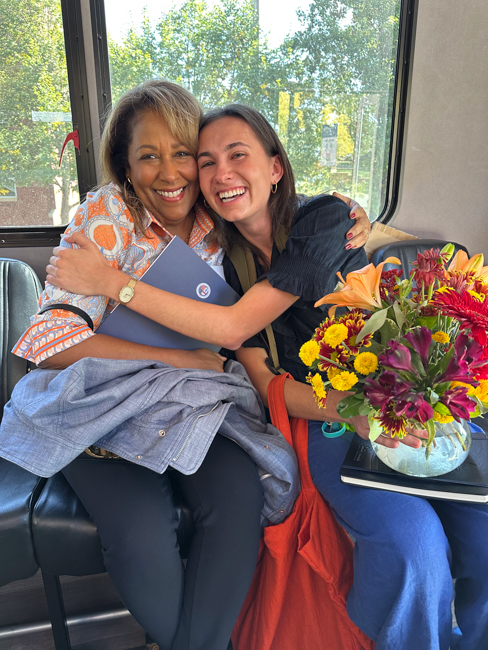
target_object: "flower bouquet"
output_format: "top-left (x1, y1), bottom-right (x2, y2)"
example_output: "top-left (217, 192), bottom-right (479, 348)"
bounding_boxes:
top-left (299, 245), bottom-right (488, 477)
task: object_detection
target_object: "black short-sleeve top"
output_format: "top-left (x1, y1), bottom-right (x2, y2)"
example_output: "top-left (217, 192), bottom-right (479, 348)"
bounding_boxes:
top-left (223, 194), bottom-right (369, 382)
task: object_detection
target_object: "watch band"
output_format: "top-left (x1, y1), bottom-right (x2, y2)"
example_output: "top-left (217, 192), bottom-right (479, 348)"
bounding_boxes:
top-left (119, 276), bottom-right (138, 304)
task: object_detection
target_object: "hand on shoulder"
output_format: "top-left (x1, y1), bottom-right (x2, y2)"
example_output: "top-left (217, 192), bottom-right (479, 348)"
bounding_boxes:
top-left (331, 191), bottom-right (371, 251)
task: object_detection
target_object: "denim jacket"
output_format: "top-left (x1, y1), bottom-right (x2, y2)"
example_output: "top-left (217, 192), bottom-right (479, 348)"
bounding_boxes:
top-left (0, 358), bottom-right (299, 524)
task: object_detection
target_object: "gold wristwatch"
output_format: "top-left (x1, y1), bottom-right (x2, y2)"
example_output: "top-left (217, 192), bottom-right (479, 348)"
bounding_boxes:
top-left (118, 276), bottom-right (137, 304)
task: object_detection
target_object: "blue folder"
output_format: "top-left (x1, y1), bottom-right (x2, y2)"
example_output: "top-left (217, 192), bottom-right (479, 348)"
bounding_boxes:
top-left (97, 236), bottom-right (239, 351)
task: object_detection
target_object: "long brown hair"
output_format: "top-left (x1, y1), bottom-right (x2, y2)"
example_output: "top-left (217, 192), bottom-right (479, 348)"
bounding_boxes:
top-left (100, 80), bottom-right (203, 233)
top-left (199, 105), bottom-right (297, 265)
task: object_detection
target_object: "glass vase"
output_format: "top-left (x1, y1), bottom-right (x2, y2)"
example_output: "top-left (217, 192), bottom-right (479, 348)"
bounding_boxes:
top-left (371, 419), bottom-right (472, 478)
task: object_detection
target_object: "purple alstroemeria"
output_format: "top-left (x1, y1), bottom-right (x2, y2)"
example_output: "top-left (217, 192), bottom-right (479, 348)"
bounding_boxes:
top-left (378, 340), bottom-right (414, 374)
top-left (455, 333), bottom-right (485, 370)
top-left (403, 327), bottom-right (432, 371)
top-left (364, 371), bottom-right (413, 409)
top-left (394, 393), bottom-right (434, 423)
top-left (435, 354), bottom-right (478, 386)
top-left (439, 386), bottom-right (477, 421)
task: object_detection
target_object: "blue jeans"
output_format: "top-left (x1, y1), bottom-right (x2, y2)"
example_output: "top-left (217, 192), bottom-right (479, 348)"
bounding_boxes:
top-left (308, 422), bottom-right (488, 650)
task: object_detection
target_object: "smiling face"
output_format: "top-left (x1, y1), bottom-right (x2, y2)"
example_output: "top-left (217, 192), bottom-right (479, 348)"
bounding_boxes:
top-left (126, 110), bottom-right (199, 232)
top-left (197, 116), bottom-right (283, 230)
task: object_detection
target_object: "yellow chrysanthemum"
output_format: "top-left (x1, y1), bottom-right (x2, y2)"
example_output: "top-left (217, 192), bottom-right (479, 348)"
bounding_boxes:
top-left (354, 352), bottom-right (379, 375)
top-left (433, 412), bottom-right (454, 424)
top-left (451, 380), bottom-right (488, 403)
top-left (327, 366), bottom-right (342, 380)
top-left (432, 331), bottom-right (450, 344)
top-left (477, 380), bottom-right (488, 402)
top-left (329, 371), bottom-right (359, 391)
top-left (305, 372), bottom-right (327, 406)
top-left (469, 379), bottom-right (488, 403)
top-left (322, 323), bottom-right (349, 348)
top-left (311, 374), bottom-right (327, 399)
top-left (299, 340), bottom-right (320, 366)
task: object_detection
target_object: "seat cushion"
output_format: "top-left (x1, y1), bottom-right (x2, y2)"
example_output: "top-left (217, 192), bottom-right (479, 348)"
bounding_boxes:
top-left (0, 458), bottom-right (45, 586)
top-left (32, 471), bottom-right (195, 576)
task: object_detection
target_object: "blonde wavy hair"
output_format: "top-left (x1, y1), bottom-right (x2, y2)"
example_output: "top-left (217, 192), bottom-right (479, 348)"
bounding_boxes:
top-left (100, 79), bottom-right (203, 233)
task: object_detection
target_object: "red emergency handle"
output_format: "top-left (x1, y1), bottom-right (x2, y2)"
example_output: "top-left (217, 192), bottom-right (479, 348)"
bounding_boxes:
top-left (59, 128), bottom-right (80, 166)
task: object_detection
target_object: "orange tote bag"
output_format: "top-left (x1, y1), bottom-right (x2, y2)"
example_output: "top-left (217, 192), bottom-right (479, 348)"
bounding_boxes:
top-left (232, 373), bottom-right (374, 650)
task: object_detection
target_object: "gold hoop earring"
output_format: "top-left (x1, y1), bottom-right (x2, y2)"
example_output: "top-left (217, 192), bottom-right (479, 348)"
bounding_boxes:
top-left (203, 199), bottom-right (210, 209)
top-left (126, 177), bottom-right (132, 185)
top-left (271, 183), bottom-right (278, 194)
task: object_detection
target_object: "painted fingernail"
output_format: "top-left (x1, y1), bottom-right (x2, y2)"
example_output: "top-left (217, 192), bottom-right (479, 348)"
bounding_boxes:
top-left (345, 244), bottom-right (352, 250)
top-left (351, 212), bottom-right (356, 218)
top-left (347, 232), bottom-right (353, 239)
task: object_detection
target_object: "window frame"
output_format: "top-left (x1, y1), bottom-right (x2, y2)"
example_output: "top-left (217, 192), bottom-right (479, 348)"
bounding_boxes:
top-left (380, 0), bottom-right (418, 223)
top-left (0, 0), bottom-right (417, 246)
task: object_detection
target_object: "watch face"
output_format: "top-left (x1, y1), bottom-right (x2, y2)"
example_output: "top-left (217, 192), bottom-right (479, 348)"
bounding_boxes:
top-left (119, 286), bottom-right (135, 303)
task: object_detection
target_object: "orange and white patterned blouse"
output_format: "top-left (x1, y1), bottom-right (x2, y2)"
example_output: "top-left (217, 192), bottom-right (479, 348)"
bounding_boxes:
top-left (13, 183), bottom-right (224, 365)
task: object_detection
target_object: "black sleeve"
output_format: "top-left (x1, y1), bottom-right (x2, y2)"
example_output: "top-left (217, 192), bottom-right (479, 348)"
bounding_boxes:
top-left (260, 194), bottom-right (369, 303)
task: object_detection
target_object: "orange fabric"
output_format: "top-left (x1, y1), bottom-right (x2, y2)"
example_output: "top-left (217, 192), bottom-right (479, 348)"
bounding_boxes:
top-left (232, 373), bottom-right (374, 650)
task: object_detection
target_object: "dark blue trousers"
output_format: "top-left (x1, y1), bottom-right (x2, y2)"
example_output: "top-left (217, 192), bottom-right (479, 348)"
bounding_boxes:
top-left (62, 434), bottom-right (263, 650)
top-left (308, 422), bottom-right (488, 650)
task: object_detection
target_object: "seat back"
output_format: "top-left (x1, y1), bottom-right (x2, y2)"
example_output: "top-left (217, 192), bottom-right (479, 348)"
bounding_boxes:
top-left (369, 238), bottom-right (469, 274)
top-left (0, 258), bottom-right (42, 414)
top-left (0, 258), bottom-right (44, 587)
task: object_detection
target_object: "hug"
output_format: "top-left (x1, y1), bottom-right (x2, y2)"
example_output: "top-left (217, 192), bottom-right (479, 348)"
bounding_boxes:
top-left (1, 79), bottom-right (487, 650)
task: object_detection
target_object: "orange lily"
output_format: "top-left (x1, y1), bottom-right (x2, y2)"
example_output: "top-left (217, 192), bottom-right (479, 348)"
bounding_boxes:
top-left (449, 250), bottom-right (488, 279)
top-left (315, 257), bottom-right (401, 317)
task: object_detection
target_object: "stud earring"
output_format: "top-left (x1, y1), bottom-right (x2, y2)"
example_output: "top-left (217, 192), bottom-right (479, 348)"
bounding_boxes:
top-left (271, 183), bottom-right (278, 194)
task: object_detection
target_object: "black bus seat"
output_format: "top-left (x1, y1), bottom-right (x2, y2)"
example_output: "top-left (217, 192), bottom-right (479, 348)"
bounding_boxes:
top-left (0, 258), bottom-right (45, 588)
top-left (369, 238), bottom-right (468, 270)
top-left (0, 257), bottom-right (195, 650)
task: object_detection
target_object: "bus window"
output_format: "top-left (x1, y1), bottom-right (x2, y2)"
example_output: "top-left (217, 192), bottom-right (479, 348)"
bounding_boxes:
top-left (0, 0), bottom-right (80, 229)
top-left (104, 0), bottom-right (402, 219)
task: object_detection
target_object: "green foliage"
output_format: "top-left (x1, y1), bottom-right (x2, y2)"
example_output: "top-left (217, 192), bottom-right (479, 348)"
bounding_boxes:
top-left (1, 0), bottom-right (401, 225)
top-left (107, 0), bottom-right (401, 210)
top-left (0, 0), bottom-right (78, 222)
top-left (336, 393), bottom-right (363, 418)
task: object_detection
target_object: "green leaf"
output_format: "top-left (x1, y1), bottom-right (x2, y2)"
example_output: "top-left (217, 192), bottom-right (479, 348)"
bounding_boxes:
top-left (409, 350), bottom-right (426, 377)
top-left (427, 387), bottom-right (440, 404)
top-left (357, 308), bottom-right (389, 343)
top-left (434, 382), bottom-right (451, 396)
top-left (379, 318), bottom-right (400, 346)
top-left (424, 418), bottom-right (436, 446)
top-left (358, 402), bottom-right (371, 416)
top-left (336, 395), bottom-right (362, 419)
top-left (469, 396), bottom-right (488, 415)
top-left (367, 411), bottom-right (383, 442)
top-left (431, 345), bottom-right (454, 380)
top-left (434, 402), bottom-right (451, 416)
top-left (415, 316), bottom-right (437, 329)
top-left (392, 302), bottom-right (405, 330)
